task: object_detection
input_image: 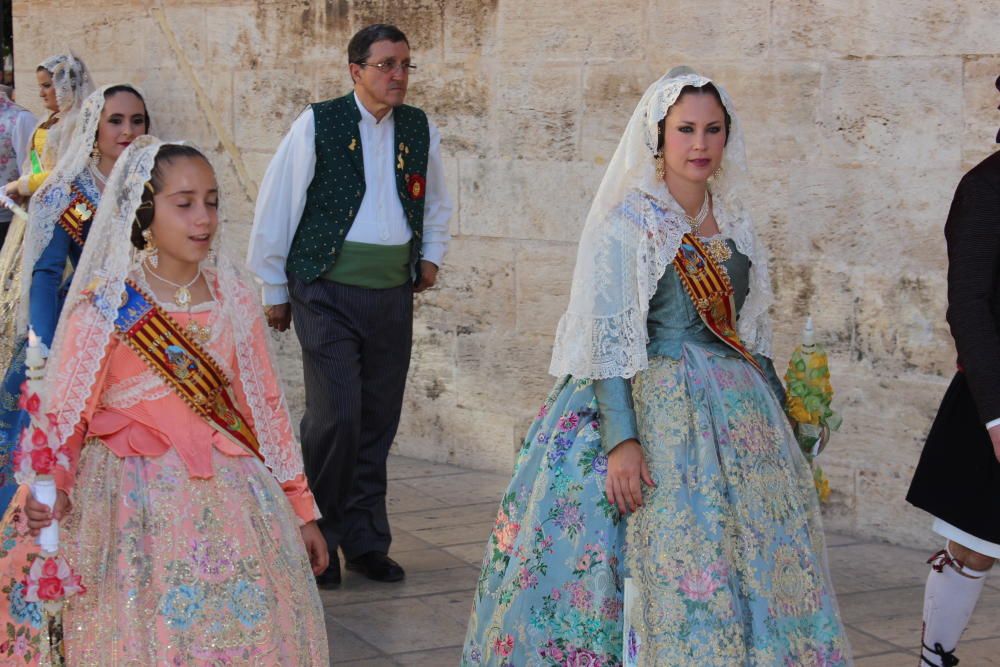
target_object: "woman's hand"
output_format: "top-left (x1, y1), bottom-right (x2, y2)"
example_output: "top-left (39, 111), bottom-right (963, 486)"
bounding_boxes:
top-left (605, 439), bottom-right (655, 515)
top-left (25, 489), bottom-right (71, 537)
top-left (300, 520), bottom-right (330, 576)
top-left (4, 181), bottom-right (23, 204)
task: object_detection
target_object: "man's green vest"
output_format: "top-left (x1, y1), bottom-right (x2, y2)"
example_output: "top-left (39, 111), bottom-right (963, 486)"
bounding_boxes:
top-left (286, 93), bottom-right (430, 283)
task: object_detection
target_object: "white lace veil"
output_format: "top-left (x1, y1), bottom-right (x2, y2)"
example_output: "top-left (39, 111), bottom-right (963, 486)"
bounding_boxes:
top-left (548, 67), bottom-right (774, 379)
top-left (16, 85), bottom-right (112, 334)
top-left (42, 136), bottom-right (306, 483)
top-left (36, 53), bottom-right (95, 169)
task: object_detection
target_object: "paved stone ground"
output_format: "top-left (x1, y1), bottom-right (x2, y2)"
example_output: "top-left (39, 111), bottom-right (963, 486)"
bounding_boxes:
top-left (321, 456), bottom-right (1000, 666)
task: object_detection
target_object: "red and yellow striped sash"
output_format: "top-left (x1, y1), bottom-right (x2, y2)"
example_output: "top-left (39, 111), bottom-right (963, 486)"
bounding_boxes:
top-left (672, 233), bottom-right (763, 375)
top-left (111, 280), bottom-right (264, 460)
top-left (57, 186), bottom-right (96, 247)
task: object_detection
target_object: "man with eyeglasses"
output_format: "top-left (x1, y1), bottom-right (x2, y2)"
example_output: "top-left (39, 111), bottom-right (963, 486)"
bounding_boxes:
top-left (248, 23), bottom-right (452, 587)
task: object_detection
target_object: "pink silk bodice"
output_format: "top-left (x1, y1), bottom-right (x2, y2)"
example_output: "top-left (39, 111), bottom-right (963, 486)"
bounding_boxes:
top-left (52, 295), bottom-right (317, 523)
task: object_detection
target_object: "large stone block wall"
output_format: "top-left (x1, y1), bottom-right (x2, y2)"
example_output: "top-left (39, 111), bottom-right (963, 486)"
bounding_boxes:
top-left (12, 0), bottom-right (999, 548)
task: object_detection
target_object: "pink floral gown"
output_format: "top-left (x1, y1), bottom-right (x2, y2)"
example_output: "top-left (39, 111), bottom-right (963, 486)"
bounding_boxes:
top-left (0, 273), bottom-right (328, 665)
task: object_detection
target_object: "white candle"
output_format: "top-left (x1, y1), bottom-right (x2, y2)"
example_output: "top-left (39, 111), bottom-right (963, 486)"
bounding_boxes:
top-left (25, 328), bottom-right (45, 369)
top-left (31, 477), bottom-right (59, 555)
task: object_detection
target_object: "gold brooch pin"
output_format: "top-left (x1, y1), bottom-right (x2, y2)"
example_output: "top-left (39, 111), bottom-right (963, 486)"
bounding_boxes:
top-left (348, 138), bottom-right (357, 151)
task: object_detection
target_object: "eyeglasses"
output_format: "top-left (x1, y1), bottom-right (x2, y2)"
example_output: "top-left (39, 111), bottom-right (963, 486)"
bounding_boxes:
top-left (355, 60), bottom-right (417, 74)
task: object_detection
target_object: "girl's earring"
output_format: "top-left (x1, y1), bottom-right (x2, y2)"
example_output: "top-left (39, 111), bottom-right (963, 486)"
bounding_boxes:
top-left (89, 142), bottom-right (101, 169)
top-left (654, 153), bottom-right (665, 180)
top-left (142, 228), bottom-right (159, 269)
top-left (712, 165), bottom-right (724, 180)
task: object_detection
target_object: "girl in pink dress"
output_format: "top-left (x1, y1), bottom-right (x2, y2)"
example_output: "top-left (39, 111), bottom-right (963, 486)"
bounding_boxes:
top-left (17, 136), bottom-right (330, 664)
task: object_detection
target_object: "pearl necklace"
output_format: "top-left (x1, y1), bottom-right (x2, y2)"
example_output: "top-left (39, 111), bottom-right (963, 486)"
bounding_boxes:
top-left (683, 191), bottom-right (711, 234)
top-left (144, 261), bottom-right (201, 308)
top-left (88, 164), bottom-right (109, 187)
top-left (143, 261), bottom-right (213, 343)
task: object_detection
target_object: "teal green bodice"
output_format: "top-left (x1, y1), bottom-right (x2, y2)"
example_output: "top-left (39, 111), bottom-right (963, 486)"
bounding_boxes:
top-left (645, 238), bottom-right (750, 360)
top-left (594, 239), bottom-right (783, 452)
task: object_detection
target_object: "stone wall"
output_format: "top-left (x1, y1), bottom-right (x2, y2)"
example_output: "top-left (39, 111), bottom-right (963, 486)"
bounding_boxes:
top-left (12, 0), bottom-right (999, 548)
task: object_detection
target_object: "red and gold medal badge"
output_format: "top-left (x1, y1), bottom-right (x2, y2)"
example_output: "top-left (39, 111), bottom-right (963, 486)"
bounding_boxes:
top-left (406, 173), bottom-right (426, 200)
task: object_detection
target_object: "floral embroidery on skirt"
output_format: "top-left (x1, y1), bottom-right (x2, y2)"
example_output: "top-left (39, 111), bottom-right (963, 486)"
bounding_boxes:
top-left (462, 377), bottom-right (626, 667)
top-left (624, 347), bottom-right (850, 666)
top-left (58, 442), bottom-right (328, 666)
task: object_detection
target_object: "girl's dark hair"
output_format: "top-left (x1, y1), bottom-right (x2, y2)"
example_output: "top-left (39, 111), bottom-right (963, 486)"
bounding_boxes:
top-left (656, 83), bottom-right (732, 152)
top-left (102, 84), bottom-right (152, 133)
top-left (130, 144), bottom-right (212, 250)
top-left (36, 65), bottom-right (50, 74)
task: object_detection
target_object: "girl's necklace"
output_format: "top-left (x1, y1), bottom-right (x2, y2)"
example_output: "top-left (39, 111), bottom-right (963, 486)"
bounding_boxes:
top-left (143, 261), bottom-right (213, 344)
top-left (144, 262), bottom-right (201, 307)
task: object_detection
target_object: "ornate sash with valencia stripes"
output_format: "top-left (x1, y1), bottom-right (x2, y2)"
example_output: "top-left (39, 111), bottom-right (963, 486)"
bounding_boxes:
top-left (107, 279), bottom-right (264, 460)
top-left (672, 233), bottom-right (763, 375)
top-left (57, 185), bottom-right (97, 247)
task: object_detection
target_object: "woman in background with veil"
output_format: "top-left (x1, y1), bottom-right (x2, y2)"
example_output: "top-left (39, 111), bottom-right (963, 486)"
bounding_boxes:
top-left (462, 67), bottom-right (850, 666)
top-left (0, 85), bottom-right (149, 662)
top-left (16, 137), bottom-right (329, 663)
top-left (0, 54), bottom-right (93, 369)
top-left (0, 85), bottom-right (149, 515)
top-left (4, 53), bottom-right (94, 203)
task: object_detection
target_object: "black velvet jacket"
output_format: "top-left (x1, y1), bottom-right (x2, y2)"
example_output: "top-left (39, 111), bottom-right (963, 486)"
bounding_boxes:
top-left (945, 150), bottom-right (1000, 423)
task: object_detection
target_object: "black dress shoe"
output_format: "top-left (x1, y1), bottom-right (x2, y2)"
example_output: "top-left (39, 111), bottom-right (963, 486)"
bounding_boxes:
top-left (345, 551), bottom-right (405, 582)
top-left (315, 550), bottom-right (341, 589)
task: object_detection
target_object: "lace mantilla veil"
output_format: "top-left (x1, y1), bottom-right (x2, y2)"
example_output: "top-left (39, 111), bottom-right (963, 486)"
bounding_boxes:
top-left (548, 67), bottom-right (774, 380)
top-left (40, 136), bottom-right (306, 484)
top-left (36, 53), bottom-right (95, 170)
top-left (16, 85), bottom-right (113, 333)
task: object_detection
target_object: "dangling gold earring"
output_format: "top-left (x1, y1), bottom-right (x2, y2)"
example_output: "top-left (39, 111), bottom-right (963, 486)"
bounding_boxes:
top-left (142, 228), bottom-right (159, 268)
top-left (89, 142), bottom-right (101, 169)
top-left (654, 152), bottom-right (665, 180)
top-left (712, 165), bottom-right (723, 180)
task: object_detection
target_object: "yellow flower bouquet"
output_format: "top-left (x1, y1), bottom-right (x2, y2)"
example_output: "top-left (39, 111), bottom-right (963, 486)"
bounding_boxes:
top-left (784, 318), bottom-right (842, 503)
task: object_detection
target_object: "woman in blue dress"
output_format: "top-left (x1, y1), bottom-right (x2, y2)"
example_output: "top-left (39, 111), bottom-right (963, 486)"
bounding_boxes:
top-left (0, 84), bottom-right (149, 511)
top-left (461, 67), bottom-right (851, 666)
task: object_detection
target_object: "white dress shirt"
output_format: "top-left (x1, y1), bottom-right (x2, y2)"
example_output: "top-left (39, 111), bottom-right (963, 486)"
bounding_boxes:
top-left (247, 92), bottom-right (452, 306)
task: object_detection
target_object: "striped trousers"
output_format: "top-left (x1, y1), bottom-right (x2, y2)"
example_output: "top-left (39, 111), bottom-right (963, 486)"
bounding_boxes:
top-left (289, 275), bottom-right (412, 559)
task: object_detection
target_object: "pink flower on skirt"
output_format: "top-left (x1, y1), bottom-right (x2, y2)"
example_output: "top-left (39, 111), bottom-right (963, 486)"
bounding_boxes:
top-left (565, 647), bottom-right (604, 666)
top-left (493, 634), bottom-right (514, 657)
top-left (566, 581), bottom-right (593, 611)
top-left (557, 412), bottom-right (580, 431)
top-left (678, 566), bottom-right (723, 602)
top-left (493, 510), bottom-right (520, 555)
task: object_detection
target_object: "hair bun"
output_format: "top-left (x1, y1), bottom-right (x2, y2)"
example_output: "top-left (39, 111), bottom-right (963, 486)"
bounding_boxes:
top-left (666, 65), bottom-right (699, 79)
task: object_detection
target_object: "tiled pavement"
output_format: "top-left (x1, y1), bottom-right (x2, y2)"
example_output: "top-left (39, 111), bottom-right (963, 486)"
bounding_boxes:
top-left (321, 456), bottom-right (1000, 666)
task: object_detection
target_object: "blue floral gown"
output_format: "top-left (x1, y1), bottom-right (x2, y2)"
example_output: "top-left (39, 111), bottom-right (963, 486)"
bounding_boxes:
top-left (0, 171), bottom-right (98, 512)
top-left (462, 237), bottom-right (850, 666)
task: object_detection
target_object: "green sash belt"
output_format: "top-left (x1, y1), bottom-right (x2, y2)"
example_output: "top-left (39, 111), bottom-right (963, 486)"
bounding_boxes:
top-left (321, 240), bottom-right (411, 289)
